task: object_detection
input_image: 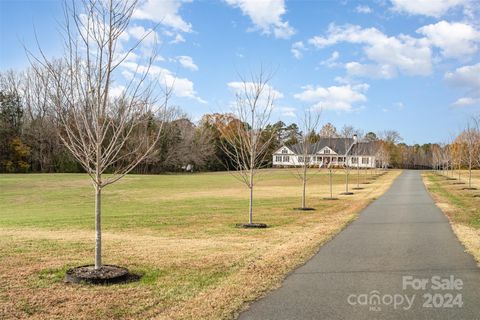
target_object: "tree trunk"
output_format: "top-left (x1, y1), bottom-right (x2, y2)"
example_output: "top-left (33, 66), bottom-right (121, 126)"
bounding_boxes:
top-left (345, 168), bottom-right (349, 193)
top-left (302, 164), bottom-right (307, 208)
top-left (249, 169), bottom-right (253, 224)
top-left (469, 161), bottom-right (472, 188)
top-left (329, 170), bottom-right (333, 199)
top-left (95, 184), bottom-right (102, 269)
top-left (357, 163), bottom-right (360, 188)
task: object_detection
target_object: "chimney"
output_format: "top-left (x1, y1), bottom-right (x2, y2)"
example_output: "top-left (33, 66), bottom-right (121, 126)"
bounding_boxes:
top-left (353, 134), bottom-right (357, 143)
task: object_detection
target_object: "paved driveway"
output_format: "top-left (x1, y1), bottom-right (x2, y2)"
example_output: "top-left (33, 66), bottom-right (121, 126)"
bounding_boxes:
top-left (239, 170), bottom-right (480, 319)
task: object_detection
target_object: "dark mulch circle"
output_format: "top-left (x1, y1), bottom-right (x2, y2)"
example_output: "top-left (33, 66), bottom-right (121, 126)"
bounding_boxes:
top-left (462, 187), bottom-right (478, 190)
top-left (65, 265), bottom-right (138, 285)
top-left (235, 223), bottom-right (268, 229)
top-left (451, 182), bottom-right (465, 185)
top-left (352, 187), bottom-right (364, 190)
top-left (340, 192), bottom-right (354, 195)
top-left (445, 178), bottom-right (456, 180)
top-left (293, 207), bottom-right (316, 211)
top-left (322, 197), bottom-right (339, 200)
top-left (363, 182), bottom-right (372, 184)
top-left (472, 194), bottom-right (480, 198)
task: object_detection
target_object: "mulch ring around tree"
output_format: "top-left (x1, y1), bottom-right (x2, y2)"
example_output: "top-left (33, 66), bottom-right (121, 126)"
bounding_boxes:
top-left (352, 187), bottom-right (364, 190)
top-left (340, 192), bottom-right (354, 195)
top-left (322, 197), bottom-right (339, 200)
top-left (65, 265), bottom-right (140, 285)
top-left (462, 187), bottom-right (478, 190)
top-left (235, 223), bottom-right (268, 229)
top-left (451, 182), bottom-right (465, 185)
top-left (293, 207), bottom-right (316, 211)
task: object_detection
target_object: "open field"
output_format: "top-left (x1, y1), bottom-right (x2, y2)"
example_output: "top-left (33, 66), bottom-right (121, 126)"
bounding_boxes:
top-left (423, 171), bottom-right (480, 266)
top-left (0, 169), bottom-right (400, 319)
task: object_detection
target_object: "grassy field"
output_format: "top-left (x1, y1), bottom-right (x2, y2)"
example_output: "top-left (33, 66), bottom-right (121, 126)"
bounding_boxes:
top-left (0, 169), bottom-right (400, 319)
top-left (423, 171), bottom-right (480, 266)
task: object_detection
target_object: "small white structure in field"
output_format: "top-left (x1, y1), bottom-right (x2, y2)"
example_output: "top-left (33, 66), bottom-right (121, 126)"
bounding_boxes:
top-left (272, 138), bottom-right (377, 168)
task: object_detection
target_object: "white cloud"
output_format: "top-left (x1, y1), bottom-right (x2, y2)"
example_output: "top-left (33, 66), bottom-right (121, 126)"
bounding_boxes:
top-left (126, 25), bottom-right (159, 48)
top-left (133, 0), bottom-right (192, 33)
top-left (291, 41), bottom-right (305, 59)
top-left (176, 55), bottom-right (198, 71)
top-left (452, 97), bottom-right (480, 107)
top-left (170, 34), bottom-right (186, 44)
top-left (227, 81), bottom-right (284, 99)
top-left (278, 106), bottom-right (296, 117)
top-left (320, 51), bottom-right (340, 67)
top-left (356, 5), bottom-right (372, 14)
top-left (122, 61), bottom-right (206, 103)
top-left (309, 24), bottom-right (432, 77)
top-left (110, 84), bottom-right (126, 98)
top-left (417, 21), bottom-right (480, 59)
top-left (294, 83), bottom-right (369, 111)
top-left (345, 62), bottom-right (397, 79)
top-left (445, 63), bottom-right (480, 107)
top-left (390, 0), bottom-right (468, 17)
top-left (225, 0), bottom-right (295, 39)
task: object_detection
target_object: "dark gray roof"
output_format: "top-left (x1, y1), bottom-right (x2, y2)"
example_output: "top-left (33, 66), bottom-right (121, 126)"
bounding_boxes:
top-left (286, 138), bottom-right (376, 156)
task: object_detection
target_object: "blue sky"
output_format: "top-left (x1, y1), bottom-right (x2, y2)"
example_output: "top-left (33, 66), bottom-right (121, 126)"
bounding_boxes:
top-left (1, 0), bottom-right (479, 144)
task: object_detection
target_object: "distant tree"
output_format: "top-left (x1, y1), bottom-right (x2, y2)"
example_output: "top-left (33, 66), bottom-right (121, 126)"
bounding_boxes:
top-left (0, 91), bottom-right (30, 172)
top-left (292, 109), bottom-right (321, 210)
top-left (457, 120), bottom-right (480, 188)
top-left (29, 0), bottom-right (173, 270)
top-left (319, 122), bottom-right (338, 138)
top-left (340, 125), bottom-right (360, 194)
top-left (219, 68), bottom-right (277, 227)
top-left (284, 123), bottom-right (301, 145)
top-left (199, 113), bottom-right (239, 171)
top-left (365, 131), bottom-right (377, 141)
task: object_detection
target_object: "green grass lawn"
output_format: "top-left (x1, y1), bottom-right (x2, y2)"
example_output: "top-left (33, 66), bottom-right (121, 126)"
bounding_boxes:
top-left (0, 169), bottom-right (398, 319)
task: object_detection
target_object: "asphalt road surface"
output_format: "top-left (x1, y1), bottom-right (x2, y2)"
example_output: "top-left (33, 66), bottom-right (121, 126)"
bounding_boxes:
top-left (239, 170), bottom-right (480, 320)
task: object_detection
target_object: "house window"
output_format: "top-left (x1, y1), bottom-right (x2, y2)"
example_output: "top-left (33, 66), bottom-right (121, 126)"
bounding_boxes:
top-left (281, 149), bottom-right (288, 154)
top-left (305, 156), bottom-right (310, 163)
top-left (324, 149), bottom-right (330, 154)
top-left (351, 157), bottom-right (358, 164)
top-left (317, 156), bottom-right (322, 162)
top-left (283, 156), bottom-right (290, 162)
top-left (362, 157), bottom-right (369, 164)
top-left (338, 157), bottom-right (345, 163)
top-left (298, 156), bottom-right (304, 162)
top-left (332, 157), bottom-right (337, 162)
top-left (275, 156), bottom-right (282, 162)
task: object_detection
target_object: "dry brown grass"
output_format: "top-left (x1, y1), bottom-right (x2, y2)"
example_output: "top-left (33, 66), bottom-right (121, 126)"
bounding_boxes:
top-left (422, 172), bottom-right (480, 266)
top-left (0, 170), bottom-right (400, 320)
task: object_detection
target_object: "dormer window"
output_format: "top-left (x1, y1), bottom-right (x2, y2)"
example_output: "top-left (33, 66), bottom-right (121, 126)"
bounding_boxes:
top-left (324, 149), bottom-right (330, 154)
top-left (281, 148), bottom-right (288, 154)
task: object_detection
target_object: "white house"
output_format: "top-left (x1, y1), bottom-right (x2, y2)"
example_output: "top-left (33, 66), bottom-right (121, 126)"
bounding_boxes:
top-left (272, 137), bottom-right (377, 168)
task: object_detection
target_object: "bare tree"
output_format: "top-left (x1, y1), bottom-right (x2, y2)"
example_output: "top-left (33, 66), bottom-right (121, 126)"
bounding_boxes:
top-left (375, 140), bottom-right (390, 170)
top-left (458, 119), bottom-right (480, 189)
top-left (292, 109), bottom-right (321, 210)
top-left (219, 68), bottom-right (277, 227)
top-left (319, 122), bottom-right (338, 138)
top-left (325, 154), bottom-right (338, 200)
top-left (340, 125), bottom-right (358, 195)
top-left (29, 0), bottom-right (173, 270)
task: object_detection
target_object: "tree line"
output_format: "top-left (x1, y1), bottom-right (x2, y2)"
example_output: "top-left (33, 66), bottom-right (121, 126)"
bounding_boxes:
top-left (0, 68), bottom-right (448, 174)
